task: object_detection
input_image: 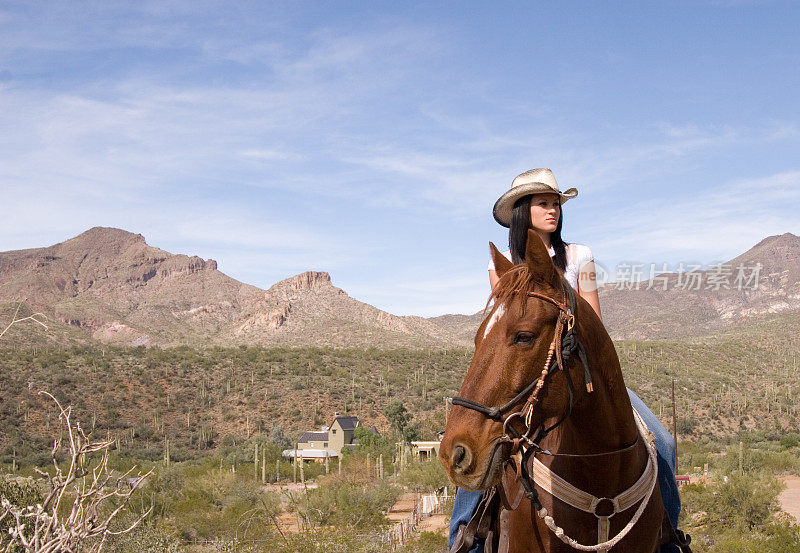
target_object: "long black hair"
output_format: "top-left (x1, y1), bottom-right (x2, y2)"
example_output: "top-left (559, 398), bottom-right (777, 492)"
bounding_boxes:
top-left (509, 194), bottom-right (568, 272)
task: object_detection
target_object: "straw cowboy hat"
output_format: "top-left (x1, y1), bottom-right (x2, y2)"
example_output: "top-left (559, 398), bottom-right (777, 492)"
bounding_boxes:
top-left (492, 168), bottom-right (578, 227)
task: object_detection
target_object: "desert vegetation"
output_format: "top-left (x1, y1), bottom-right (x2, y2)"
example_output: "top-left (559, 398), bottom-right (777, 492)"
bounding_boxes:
top-left (674, 436), bottom-right (800, 552)
top-left (1, 398), bottom-right (451, 552)
top-left (0, 345), bottom-right (468, 468)
top-left (3, 316), bottom-right (800, 551)
top-left (2, 330), bottom-right (800, 466)
top-left (0, 394), bottom-right (150, 553)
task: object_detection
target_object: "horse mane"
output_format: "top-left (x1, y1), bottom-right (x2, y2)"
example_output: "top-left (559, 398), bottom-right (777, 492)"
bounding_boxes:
top-left (482, 262), bottom-right (619, 396)
top-left (484, 263), bottom-right (564, 315)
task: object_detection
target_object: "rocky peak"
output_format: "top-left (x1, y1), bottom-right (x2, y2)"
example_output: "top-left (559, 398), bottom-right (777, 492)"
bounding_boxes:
top-left (728, 232), bottom-right (800, 287)
top-left (740, 233), bottom-right (800, 263)
top-left (751, 232), bottom-right (800, 249)
top-left (259, 271), bottom-right (342, 307)
top-left (86, 226), bottom-right (144, 240)
top-left (53, 226), bottom-right (149, 261)
top-left (289, 271), bottom-right (332, 291)
top-left (66, 226), bottom-right (146, 247)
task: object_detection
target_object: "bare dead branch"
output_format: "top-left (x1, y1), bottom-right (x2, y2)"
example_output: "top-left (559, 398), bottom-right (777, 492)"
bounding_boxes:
top-left (0, 393), bottom-right (152, 553)
top-left (0, 300), bottom-right (48, 339)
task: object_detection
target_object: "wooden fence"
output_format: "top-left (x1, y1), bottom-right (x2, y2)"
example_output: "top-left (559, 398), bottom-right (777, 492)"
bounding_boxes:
top-left (379, 490), bottom-right (450, 551)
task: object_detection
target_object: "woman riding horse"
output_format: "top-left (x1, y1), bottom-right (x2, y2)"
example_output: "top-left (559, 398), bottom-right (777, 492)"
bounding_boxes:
top-left (445, 169), bottom-right (682, 552)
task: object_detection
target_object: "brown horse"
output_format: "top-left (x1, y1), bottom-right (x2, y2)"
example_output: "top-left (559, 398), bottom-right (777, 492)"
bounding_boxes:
top-left (439, 230), bottom-right (664, 553)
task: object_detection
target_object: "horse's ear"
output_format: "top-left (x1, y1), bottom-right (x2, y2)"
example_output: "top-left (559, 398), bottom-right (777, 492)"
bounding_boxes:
top-left (489, 242), bottom-right (513, 278)
top-left (525, 229), bottom-right (559, 285)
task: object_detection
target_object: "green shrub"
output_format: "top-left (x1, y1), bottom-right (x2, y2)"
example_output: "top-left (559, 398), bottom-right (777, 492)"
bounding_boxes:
top-left (398, 460), bottom-right (450, 493)
top-left (167, 470), bottom-right (280, 543)
top-left (261, 529), bottom-right (388, 553)
top-left (0, 474), bottom-right (43, 552)
top-left (709, 516), bottom-right (800, 552)
top-left (677, 415), bottom-right (698, 435)
top-left (718, 447), bottom-right (800, 476)
top-left (398, 531), bottom-right (448, 553)
top-left (112, 523), bottom-right (182, 553)
top-left (346, 427), bottom-right (395, 462)
top-left (292, 474), bottom-right (401, 530)
top-left (681, 473), bottom-right (781, 532)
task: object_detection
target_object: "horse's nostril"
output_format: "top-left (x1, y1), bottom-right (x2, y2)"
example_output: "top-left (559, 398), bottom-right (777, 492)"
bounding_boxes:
top-left (452, 444), bottom-right (472, 471)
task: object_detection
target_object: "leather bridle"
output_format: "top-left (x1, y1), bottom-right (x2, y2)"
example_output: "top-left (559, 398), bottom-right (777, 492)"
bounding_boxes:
top-left (450, 280), bottom-right (593, 508)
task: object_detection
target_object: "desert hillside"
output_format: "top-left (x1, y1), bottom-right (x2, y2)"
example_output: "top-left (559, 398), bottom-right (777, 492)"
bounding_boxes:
top-left (0, 227), bottom-right (470, 349)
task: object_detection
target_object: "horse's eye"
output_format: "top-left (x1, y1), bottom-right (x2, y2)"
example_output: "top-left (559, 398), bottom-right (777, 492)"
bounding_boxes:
top-left (513, 332), bottom-right (536, 345)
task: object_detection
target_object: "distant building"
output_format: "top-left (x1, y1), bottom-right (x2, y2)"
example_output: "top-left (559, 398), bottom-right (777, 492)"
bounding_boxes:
top-left (297, 431), bottom-right (331, 451)
top-left (410, 441), bottom-right (442, 461)
top-left (284, 413), bottom-right (366, 461)
top-left (327, 414), bottom-right (359, 453)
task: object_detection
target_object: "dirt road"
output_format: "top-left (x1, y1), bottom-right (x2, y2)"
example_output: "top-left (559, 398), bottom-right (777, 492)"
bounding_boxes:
top-left (779, 476), bottom-right (800, 522)
top-left (417, 513), bottom-right (450, 535)
top-left (388, 492), bottom-right (450, 536)
top-left (387, 492), bottom-right (420, 522)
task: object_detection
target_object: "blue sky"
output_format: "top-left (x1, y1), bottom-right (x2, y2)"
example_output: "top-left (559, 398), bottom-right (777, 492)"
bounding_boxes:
top-left (1, 1), bottom-right (799, 316)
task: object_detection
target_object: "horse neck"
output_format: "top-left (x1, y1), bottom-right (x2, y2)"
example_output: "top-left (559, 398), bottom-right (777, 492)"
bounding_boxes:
top-left (544, 311), bottom-right (640, 456)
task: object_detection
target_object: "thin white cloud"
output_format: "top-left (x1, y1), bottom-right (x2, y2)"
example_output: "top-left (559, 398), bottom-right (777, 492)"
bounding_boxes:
top-left (335, 118), bottom-right (800, 223)
top-left (1, 5), bottom-right (799, 318)
top-left (0, 22), bottom-right (451, 205)
top-left (583, 170), bottom-right (800, 268)
top-left (346, 270), bottom-right (491, 317)
top-left (165, 216), bottom-right (335, 252)
top-left (239, 149), bottom-right (304, 161)
top-left (0, 2), bottom-right (233, 54)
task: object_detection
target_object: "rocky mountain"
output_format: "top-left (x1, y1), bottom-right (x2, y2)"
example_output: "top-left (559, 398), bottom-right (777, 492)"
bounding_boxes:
top-left (3, 228), bottom-right (798, 348)
top-left (0, 227), bottom-right (470, 348)
top-left (427, 312), bottom-right (485, 345)
top-left (228, 269), bottom-right (469, 348)
top-left (598, 232), bottom-right (800, 340)
top-left (426, 232), bottom-right (800, 342)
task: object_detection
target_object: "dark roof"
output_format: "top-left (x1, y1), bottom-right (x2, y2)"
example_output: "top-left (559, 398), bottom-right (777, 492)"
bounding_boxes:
top-left (333, 415), bottom-right (359, 431)
top-left (298, 431), bottom-right (329, 443)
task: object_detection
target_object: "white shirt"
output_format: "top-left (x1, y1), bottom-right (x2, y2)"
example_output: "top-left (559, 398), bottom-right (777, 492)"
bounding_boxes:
top-left (487, 243), bottom-right (594, 292)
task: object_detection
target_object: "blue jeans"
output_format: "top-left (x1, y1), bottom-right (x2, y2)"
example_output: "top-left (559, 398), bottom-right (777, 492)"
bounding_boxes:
top-left (449, 388), bottom-right (681, 553)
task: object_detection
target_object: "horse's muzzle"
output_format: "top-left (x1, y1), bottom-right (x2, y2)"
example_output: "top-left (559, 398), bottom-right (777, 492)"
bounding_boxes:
top-left (443, 439), bottom-right (509, 491)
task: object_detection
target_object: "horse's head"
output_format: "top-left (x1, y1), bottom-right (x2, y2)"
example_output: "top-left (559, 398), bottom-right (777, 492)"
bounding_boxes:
top-left (439, 230), bottom-right (592, 491)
